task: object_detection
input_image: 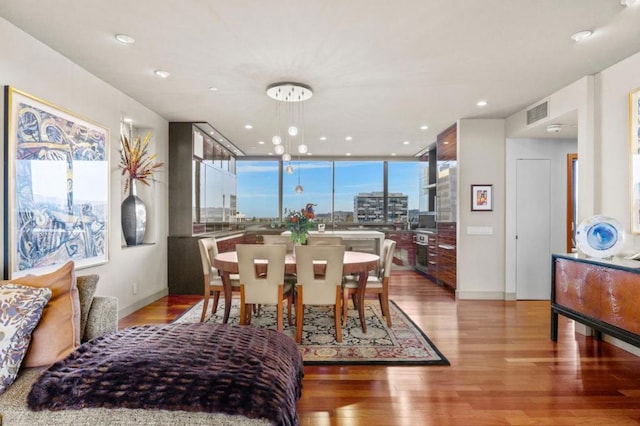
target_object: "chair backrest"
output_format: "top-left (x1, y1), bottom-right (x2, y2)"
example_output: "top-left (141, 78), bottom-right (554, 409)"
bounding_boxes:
top-left (237, 244), bottom-right (286, 304)
top-left (295, 245), bottom-right (345, 305)
top-left (198, 237), bottom-right (219, 276)
top-left (380, 239), bottom-right (396, 279)
top-left (262, 234), bottom-right (294, 253)
top-left (307, 235), bottom-right (343, 246)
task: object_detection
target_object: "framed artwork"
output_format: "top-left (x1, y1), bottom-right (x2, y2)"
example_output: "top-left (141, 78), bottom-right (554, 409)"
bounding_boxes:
top-left (471, 184), bottom-right (493, 211)
top-left (3, 86), bottom-right (110, 278)
top-left (630, 88), bottom-right (640, 234)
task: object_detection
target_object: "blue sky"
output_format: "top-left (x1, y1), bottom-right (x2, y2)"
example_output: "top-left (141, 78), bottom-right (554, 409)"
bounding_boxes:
top-left (237, 160), bottom-right (422, 219)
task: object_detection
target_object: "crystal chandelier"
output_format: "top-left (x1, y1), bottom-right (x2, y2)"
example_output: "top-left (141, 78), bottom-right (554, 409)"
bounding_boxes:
top-left (266, 82), bottom-right (313, 180)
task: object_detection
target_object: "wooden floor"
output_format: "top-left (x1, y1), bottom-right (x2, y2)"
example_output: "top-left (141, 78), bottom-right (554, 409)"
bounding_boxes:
top-left (120, 271), bottom-right (640, 425)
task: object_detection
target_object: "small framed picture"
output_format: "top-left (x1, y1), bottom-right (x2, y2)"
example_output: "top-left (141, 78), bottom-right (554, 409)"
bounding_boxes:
top-left (471, 184), bottom-right (493, 211)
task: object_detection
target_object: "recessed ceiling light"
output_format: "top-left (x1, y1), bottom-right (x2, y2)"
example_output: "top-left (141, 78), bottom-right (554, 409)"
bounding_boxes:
top-left (258, 140), bottom-right (265, 145)
top-left (115, 34), bottom-right (135, 44)
top-left (319, 136), bottom-right (327, 141)
top-left (420, 125), bottom-right (428, 130)
top-left (476, 100), bottom-right (488, 107)
top-left (571, 30), bottom-right (592, 42)
top-left (209, 87), bottom-right (219, 91)
top-left (244, 124), bottom-right (253, 130)
top-left (345, 152), bottom-right (351, 156)
top-left (154, 70), bottom-right (170, 78)
top-left (307, 152), bottom-right (313, 156)
top-left (391, 153), bottom-right (397, 156)
top-left (268, 152), bottom-right (273, 155)
top-left (403, 141), bottom-right (410, 145)
top-left (123, 117), bottom-right (133, 124)
top-left (345, 136), bottom-right (353, 141)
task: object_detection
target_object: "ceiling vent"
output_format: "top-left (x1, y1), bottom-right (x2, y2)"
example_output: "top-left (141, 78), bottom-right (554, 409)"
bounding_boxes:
top-left (526, 101), bottom-right (549, 125)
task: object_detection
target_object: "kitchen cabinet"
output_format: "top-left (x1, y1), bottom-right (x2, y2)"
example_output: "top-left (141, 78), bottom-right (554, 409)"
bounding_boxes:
top-left (435, 124), bottom-right (457, 289)
top-left (415, 124), bottom-right (457, 289)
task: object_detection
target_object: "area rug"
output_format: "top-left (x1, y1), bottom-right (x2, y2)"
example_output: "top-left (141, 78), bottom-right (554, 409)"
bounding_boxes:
top-left (174, 298), bottom-right (449, 366)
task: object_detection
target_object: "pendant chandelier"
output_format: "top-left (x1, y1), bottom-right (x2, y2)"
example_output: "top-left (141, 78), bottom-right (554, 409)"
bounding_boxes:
top-left (267, 82), bottom-right (313, 187)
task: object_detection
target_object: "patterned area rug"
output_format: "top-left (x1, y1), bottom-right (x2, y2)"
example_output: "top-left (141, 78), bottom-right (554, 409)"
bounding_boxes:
top-left (175, 298), bottom-right (449, 366)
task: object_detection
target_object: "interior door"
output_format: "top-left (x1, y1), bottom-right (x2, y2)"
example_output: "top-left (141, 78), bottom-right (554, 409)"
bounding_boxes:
top-left (516, 159), bottom-right (551, 300)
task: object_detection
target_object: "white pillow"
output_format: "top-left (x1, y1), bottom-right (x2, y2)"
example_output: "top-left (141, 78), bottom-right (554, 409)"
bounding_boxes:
top-left (0, 283), bottom-right (52, 394)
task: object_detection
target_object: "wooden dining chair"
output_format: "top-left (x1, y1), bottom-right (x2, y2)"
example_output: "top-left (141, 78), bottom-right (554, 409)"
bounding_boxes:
top-left (294, 245), bottom-right (345, 343)
top-left (197, 237), bottom-right (240, 322)
top-left (236, 244), bottom-right (290, 332)
top-left (342, 238), bottom-right (396, 327)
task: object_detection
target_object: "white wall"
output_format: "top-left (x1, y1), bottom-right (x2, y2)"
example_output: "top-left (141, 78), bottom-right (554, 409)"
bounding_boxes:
top-left (0, 17), bottom-right (169, 317)
top-left (598, 51), bottom-right (640, 247)
top-left (456, 119), bottom-right (506, 299)
top-left (504, 138), bottom-right (577, 299)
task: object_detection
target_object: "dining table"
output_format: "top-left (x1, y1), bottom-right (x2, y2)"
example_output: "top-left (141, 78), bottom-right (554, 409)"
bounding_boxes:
top-left (213, 250), bottom-right (380, 333)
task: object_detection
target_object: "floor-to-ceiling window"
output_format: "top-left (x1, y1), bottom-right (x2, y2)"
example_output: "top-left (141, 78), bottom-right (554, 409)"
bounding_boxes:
top-left (237, 159), bottom-right (421, 229)
top-left (236, 160), bottom-right (279, 224)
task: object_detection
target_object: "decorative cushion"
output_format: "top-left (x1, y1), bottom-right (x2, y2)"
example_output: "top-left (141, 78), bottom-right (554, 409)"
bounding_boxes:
top-left (76, 275), bottom-right (99, 339)
top-left (11, 261), bottom-right (80, 367)
top-left (0, 284), bottom-right (52, 394)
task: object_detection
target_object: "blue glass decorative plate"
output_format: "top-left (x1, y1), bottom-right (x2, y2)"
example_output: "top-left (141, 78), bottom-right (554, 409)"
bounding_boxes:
top-left (575, 215), bottom-right (625, 258)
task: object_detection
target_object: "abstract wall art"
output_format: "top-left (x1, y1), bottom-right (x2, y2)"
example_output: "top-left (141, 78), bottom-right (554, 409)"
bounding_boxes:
top-left (3, 87), bottom-right (109, 278)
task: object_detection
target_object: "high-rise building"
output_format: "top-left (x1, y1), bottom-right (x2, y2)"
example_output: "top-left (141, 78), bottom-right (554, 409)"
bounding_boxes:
top-left (354, 191), bottom-right (408, 223)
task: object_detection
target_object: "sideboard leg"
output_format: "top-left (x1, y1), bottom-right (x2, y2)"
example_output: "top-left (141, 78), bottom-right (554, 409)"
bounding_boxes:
top-left (550, 310), bottom-right (558, 341)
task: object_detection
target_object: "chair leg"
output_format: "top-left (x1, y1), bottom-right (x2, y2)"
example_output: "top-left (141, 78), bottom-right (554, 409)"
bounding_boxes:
top-left (246, 305), bottom-right (252, 325)
top-left (276, 284), bottom-right (284, 332)
top-left (296, 286), bottom-right (304, 343)
top-left (201, 295), bottom-right (209, 322)
top-left (239, 285), bottom-right (247, 326)
top-left (334, 286), bottom-right (342, 343)
top-left (342, 289), bottom-right (350, 326)
top-left (212, 290), bottom-right (220, 314)
top-left (380, 292), bottom-right (392, 327)
top-left (287, 293), bottom-right (294, 326)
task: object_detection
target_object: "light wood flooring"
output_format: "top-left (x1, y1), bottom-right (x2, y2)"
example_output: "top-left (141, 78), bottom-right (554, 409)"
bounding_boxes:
top-left (119, 270), bottom-right (640, 425)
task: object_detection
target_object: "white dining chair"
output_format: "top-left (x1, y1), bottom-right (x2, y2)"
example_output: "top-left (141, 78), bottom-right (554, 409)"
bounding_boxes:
top-left (342, 238), bottom-right (396, 326)
top-left (294, 244), bottom-right (345, 343)
top-left (197, 237), bottom-right (240, 322)
top-left (236, 244), bottom-right (290, 332)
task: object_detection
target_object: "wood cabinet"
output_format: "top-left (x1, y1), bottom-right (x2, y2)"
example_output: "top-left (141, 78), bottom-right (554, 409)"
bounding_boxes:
top-left (415, 123), bottom-right (457, 288)
top-left (168, 122), bottom-right (237, 237)
top-left (551, 254), bottom-right (640, 347)
top-left (167, 122), bottom-right (241, 294)
top-left (435, 124), bottom-right (457, 289)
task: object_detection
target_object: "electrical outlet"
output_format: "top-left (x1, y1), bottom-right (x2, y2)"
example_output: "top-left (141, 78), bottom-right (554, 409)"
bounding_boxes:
top-left (132, 282), bottom-right (138, 295)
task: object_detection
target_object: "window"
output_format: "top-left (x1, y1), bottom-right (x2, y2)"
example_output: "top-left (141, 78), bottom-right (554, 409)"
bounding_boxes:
top-left (236, 160), bottom-right (279, 223)
top-left (388, 162), bottom-right (420, 226)
top-left (236, 159), bottom-right (423, 227)
top-left (282, 160), bottom-right (333, 222)
top-left (335, 161), bottom-right (383, 223)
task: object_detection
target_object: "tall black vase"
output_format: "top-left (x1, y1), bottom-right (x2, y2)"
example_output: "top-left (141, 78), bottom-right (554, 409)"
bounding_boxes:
top-left (121, 179), bottom-right (146, 246)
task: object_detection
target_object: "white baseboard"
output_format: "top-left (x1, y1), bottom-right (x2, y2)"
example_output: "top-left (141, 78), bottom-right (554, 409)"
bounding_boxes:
top-left (455, 290), bottom-right (505, 300)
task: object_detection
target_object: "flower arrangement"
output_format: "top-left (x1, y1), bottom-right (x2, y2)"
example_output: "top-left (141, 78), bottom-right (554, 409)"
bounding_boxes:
top-left (119, 131), bottom-right (163, 192)
top-left (285, 203), bottom-right (316, 244)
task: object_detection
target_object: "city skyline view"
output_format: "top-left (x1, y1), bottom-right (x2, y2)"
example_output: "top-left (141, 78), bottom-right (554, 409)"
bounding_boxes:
top-left (237, 160), bottom-right (423, 220)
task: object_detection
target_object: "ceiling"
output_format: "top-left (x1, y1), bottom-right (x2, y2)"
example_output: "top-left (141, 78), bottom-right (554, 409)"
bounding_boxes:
top-left (1, 0), bottom-right (640, 157)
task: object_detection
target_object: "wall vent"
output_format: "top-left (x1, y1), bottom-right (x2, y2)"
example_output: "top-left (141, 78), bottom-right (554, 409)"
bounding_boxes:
top-left (526, 101), bottom-right (548, 125)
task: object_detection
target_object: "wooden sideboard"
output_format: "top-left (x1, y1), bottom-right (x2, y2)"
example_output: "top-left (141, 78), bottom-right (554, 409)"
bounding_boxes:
top-left (551, 254), bottom-right (640, 347)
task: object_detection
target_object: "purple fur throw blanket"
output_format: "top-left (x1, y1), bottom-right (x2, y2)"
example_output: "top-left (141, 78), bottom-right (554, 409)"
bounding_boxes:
top-left (28, 323), bottom-right (304, 426)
